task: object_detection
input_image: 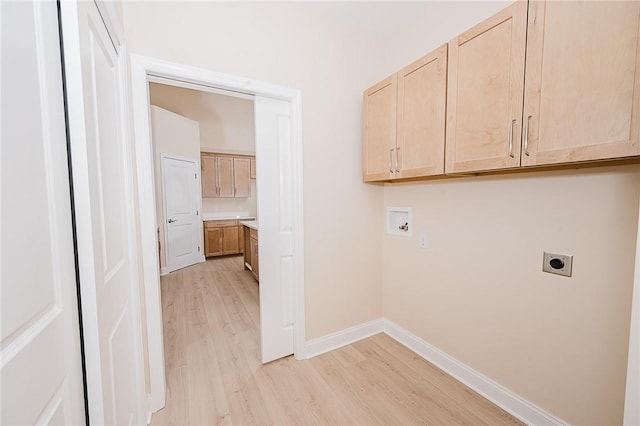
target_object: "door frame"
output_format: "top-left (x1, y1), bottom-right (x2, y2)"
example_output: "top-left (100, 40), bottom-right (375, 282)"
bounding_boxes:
top-left (130, 55), bottom-right (306, 413)
top-left (160, 154), bottom-right (204, 274)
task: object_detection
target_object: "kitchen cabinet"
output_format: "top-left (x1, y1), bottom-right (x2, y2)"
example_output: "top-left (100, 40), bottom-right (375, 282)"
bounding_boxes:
top-left (446, 0), bottom-right (640, 173)
top-left (204, 220), bottom-right (240, 257)
top-left (363, 44), bottom-right (448, 182)
top-left (243, 225), bottom-right (259, 282)
top-left (233, 158), bottom-right (251, 197)
top-left (238, 224), bottom-right (245, 254)
top-left (201, 153), bottom-right (255, 198)
top-left (201, 156), bottom-right (217, 197)
top-left (521, 1), bottom-right (640, 166)
top-left (217, 157), bottom-right (234, 197)
top-left (397, 44), bottom-right (447, 178)
top-left (363, 74), bottom-right (397, 181)
top-left (445, 1), bottom-right (528, 173)
top-left (204, 222), bottom-right (223, 257)
top-left (250, 158), bottom-right (256, 179)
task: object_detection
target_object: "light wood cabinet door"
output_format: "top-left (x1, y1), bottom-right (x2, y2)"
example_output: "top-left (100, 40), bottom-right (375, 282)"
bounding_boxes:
top-left (397, 44), bottom-right (447, 178)
top-left (233, 157), bottom-right (251, 197)
top-left (222, 226), bottom-right (239, 254)
top-left (521, 1), bottom-right (640, 166)
top-left (201, 155), bottom-right (217, 197)
top-left (204, 226), bottom-right (223, 257)
top-left (238, 224), bottom-right (245, 254)
top-left (217, 156), bottom-right (234, 198)
top-left (446, 1), bottom-right (528, 173)
top-left (250, 157), bottom-right (256, 179)
top-left (250, 230), bottom-right (259, 281)
top-left (363, 74), bottom-right (397, 182)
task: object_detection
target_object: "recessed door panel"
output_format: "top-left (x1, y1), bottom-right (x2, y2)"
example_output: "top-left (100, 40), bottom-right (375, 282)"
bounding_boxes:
top-left (523, 1), bottom-right (640, 165)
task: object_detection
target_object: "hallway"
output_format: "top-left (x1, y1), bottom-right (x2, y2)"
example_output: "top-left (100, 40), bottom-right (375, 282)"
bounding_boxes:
top-left (151, 256), bottom-right (521, 425)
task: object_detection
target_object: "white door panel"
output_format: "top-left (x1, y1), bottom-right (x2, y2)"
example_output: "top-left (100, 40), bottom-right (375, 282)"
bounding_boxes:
top-left (61, 1), bottom-right (144, 424)
top-left (162, 156), bottom-right (200, 272)
top-left (1, 1), bottom-right (85, 424)
top-left (255, 96), bottom-right (295, 363)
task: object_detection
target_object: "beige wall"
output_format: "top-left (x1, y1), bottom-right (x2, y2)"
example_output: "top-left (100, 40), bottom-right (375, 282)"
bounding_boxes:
top-left (383, 166), bottom-right (640, 425)
top-left (150, 106), bottom-right (201, 272)
top-left (375, 2), bottom-right (640, 424)
top-left (124, 2), bottom-right (387, 338)
top-left (149, 83), bottom-right (255, 155)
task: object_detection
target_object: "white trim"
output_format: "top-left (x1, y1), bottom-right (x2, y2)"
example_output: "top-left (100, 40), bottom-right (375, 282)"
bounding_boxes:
top-left (305, 319), bottom-right (385, 359)
top-left (130, 55), bottom-right (306, 413)
top-left (624, 199), bottom-right (640, 425)
top-left (130, 56), bottom-right (166, 414)
top-left (383, 320), bottom-right (566, 426)
top-left (118, 43), bottom-right (149, 426)
top-left (304, 318), bottom-right (566, 425)
top-left (148, 75), bottom-right (255, 102)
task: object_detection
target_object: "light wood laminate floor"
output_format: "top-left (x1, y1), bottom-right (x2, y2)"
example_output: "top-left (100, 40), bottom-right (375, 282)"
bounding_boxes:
top-left (152, 256), bottom-right (523, 425)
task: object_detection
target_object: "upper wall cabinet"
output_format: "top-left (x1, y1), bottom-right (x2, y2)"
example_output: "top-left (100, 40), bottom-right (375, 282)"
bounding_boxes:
top-left (363, 44), bottom-right (448, 182)
top-left (397, 44), bottom-right (447, 178)
top-left (233, 157), bottom-right (251, 197)
top-left (521, 1), bottom-right (640, 166)
top-left (201, 153), bottom-right (253, 198)
top-left (446, 0), bottom-right (640, 174)
top-left (363, 74), bottom-right (397, 181)
top-left (445, 1), bottom-right (528, 173)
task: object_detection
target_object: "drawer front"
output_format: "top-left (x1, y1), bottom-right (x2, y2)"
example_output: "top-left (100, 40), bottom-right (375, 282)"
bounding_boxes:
top-left (204, 219), bottom-right (238, 228)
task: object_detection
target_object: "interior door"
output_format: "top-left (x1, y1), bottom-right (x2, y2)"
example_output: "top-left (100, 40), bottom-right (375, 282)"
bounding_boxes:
top-left (162, 156), bottom-right (201, 272)
top-left (60, 1), bottom-right (144, 424)
top-left (363, 74), bottom-right (397, 182)
top-left (233, 157), bottom-right (251, 197)
top-left (1, 2), bottom-right (86, 424)
top-left (255, 96), bottom-right (295, 363)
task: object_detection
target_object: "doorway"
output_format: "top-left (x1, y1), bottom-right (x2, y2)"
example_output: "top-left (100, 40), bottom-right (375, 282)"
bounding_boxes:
top-left (130, 56), bottom-right (306, 413)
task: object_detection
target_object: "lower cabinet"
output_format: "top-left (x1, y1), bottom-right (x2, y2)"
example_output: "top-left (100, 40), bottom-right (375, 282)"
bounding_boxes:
top-left (204, 220), bottom-right (242, 257)
top-left (243, 226), bottom-right (259, 282)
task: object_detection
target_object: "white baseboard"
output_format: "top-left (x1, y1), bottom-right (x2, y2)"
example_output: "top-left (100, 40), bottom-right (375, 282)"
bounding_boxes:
top-left (159, 267), bottom-right (168, 277)
top-left (305, 318), bottom-right (384, 358)
top-left (383, 319), bottom-right (566, 426)
top-left (304, 318), bottom-right (566, 425)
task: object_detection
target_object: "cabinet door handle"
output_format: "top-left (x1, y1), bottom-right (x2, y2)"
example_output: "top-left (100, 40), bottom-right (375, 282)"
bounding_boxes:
top-left (168, 218), bottom-right (176, 223)
top-left (508, 119), bottom-right (516, 158)
top-left (395, 147), bottom-right (400, 173)
top-left (389, 148), bottom-right (394, 173)
top-left (523, 115), bottom-right (532, 157)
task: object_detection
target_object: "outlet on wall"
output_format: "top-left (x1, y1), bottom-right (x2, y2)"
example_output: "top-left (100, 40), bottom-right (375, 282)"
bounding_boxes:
top-left (419, 234), bottom-right (427, 249)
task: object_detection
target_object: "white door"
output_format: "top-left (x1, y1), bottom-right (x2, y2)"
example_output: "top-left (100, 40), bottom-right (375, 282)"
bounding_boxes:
top-left (162, 156), bottom-right (202, 272)
top-left (60, 2), bottom-right (145, 424)
top-left (255, 96), bottom-right (295, 363)
top-left (1, 1), bottom-right (86, 424)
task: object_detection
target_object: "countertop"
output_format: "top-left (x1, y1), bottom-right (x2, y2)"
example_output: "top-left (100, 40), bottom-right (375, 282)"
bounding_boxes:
top-left (239, 220), bottom-right (258, 231)
top-left (202, 212), bottom-right (255, 221)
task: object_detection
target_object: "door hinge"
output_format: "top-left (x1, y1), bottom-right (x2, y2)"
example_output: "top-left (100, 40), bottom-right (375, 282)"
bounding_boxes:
top-left (198, 246), bottom-right (200, 252)
top-left (196, 210), bottom-right (199, 216)
top-left (195, 173), bottom-right (197, 179)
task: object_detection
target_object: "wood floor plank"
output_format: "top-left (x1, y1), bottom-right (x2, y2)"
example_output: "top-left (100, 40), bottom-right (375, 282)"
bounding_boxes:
top-left (151, 256), bottom-right (523, 426)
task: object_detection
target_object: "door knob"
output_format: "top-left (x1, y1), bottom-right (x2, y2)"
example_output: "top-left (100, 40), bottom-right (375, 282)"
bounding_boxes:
top-left (168, 218), bottom-right (176, 223)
